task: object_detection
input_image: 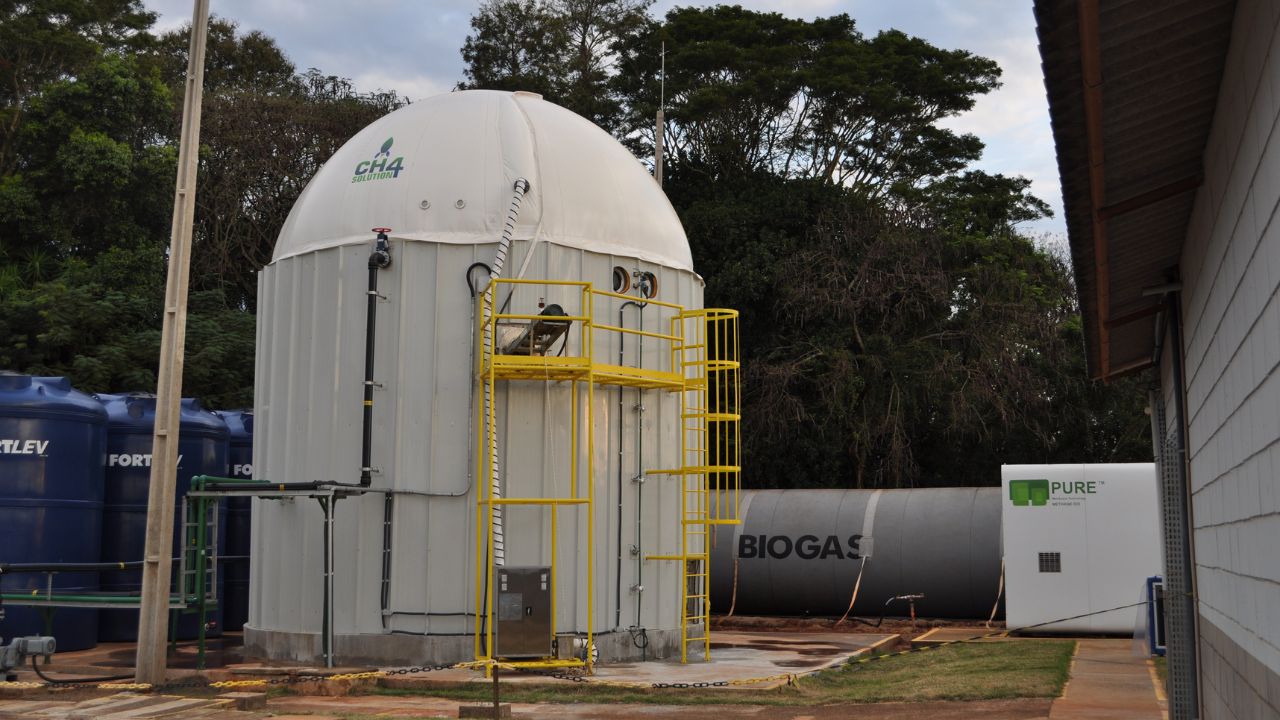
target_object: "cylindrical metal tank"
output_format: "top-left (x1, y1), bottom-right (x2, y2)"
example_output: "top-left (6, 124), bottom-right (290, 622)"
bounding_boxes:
top-left (0, 374), bottom-right (106, 651)
top-left (710, 488), bottom-right (1003, 619)
top-left (217, 409), bottom-right (253, 632)
top-left (249, 90), bottom-right (701, 665)
top-left (97, 394), bottom-right (229, 641)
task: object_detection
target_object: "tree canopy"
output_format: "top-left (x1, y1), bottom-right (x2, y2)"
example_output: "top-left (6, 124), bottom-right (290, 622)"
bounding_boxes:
top-left (0, 2), bottom-right (1152, 484)
top-left (0, 9), bottom-right (400, 407)
top-left (463, 3), bottom-right (1151, 486)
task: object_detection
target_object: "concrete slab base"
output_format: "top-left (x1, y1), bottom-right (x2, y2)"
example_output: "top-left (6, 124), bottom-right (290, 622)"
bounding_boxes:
top-left (375, 631), bottom-right (898, 691)
top-left (242, 624), bottom-right (685, 666)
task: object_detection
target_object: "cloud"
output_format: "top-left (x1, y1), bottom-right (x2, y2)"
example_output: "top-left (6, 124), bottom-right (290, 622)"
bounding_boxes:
top-left (351, 70), bottom-right (451, 102)
top-left (141, 0), bottom-right (1066, 237)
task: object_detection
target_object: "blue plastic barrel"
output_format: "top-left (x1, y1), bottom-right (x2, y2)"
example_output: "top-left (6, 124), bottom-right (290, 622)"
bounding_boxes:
top-left (216, 409), bottom-right (253, 631)
top-left (0, 374), bottom-right (106, 651)
top-left (97, 394), bottom-right (229, 642)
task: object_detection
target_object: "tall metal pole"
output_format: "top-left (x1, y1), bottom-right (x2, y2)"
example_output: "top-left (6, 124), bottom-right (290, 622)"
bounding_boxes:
top-left (654, 41), bottom-right (665, 187)
top-left (135, 0), bottom-right (210, 685)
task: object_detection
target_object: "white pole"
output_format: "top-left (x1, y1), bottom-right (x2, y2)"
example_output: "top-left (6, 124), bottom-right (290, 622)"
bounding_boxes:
top-left (136, 0), bottom-right (210, 686)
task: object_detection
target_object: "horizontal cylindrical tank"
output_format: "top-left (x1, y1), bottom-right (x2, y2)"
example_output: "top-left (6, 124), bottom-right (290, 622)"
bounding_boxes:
top-left (0, 375), bottom-right (106, 651)
top-left (710, 488), bottom-right (1003, 619)
top-left (217, 409), bottom-right (253, 632)
top-left (97, 394), bottom-right (229, 641)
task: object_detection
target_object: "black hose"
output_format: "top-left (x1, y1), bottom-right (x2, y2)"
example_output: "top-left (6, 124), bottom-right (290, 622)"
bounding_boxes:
top-left (380, 493), bottom-right (393, 630)
top-left (31, 657), bottom-right (133, 684)
top-left (466, 262), bottom-right (491, 297)
top-left (845, 595), bottom-right (919, 628)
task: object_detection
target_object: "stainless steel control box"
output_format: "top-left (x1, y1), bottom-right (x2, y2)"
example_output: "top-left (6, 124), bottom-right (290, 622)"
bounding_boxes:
top-left (495, 566), bottom-right (552, 659)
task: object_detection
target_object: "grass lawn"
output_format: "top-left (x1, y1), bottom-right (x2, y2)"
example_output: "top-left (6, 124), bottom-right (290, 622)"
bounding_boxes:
top-left (369, 639), bottom-right (1076, 707)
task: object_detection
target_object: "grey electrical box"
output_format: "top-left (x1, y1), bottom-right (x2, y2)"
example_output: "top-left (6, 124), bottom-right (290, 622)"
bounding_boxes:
top-left (495, 566), bottom-right (552, 659)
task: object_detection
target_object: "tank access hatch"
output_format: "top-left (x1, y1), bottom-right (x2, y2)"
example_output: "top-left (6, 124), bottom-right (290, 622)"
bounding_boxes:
top-left (494, 566), bottom-right (552, 659)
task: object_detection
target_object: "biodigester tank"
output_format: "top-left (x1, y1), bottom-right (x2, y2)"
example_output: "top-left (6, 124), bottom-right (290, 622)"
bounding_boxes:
top-left (248, 90), bottom-right (741, 667)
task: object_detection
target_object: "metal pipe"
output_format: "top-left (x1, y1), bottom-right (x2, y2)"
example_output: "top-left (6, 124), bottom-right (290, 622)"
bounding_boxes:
top-left (361, 229), bottom-right (392, 487)
top-left (633, 304), bottom-right (645, 629)
top-left (616, 301), bottom-right (643, 630)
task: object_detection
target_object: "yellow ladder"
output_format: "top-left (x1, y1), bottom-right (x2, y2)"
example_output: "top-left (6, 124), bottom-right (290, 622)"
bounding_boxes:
top-left (650, 309), bottom-right (741, 663)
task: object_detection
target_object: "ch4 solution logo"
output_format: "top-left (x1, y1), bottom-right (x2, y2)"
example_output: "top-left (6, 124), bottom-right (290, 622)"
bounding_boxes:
top-left (1009, 478), bottom-right (1098, 507)
top-left (352, 137), bottom-right (405, 183)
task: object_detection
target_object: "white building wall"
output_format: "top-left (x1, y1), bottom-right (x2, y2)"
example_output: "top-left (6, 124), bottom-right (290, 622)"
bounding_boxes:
top-left (1169, 0), bottom-right (1280, 715)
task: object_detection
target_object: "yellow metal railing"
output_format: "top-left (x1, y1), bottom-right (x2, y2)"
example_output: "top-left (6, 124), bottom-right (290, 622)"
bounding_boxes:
top-left (649, 308), bottom-right (742, 663)
top-left (473, 278), bottom-right (739, 669)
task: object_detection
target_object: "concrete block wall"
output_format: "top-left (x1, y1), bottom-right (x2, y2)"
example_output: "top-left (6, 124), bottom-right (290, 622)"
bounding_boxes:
top-left (1173, 0), bottom-right (1280, 716)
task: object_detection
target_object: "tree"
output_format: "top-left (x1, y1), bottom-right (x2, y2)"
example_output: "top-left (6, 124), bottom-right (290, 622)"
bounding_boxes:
top-left (554, 0), bottom-right (652, 129)
top-left (460, 0), bottom-right (651, 130)
top-left (613, 7), bottom-right (999, 193)
top-left (0, 53), bottom-right (174, 265)
top-left (460, 0), bottom-right (569, 101)
top-left (0, 14), bottom-right (401, 406)
top-left (0, 0), bottom-right (155, 175)
top-left (152, 19), bottom-right (403, 307)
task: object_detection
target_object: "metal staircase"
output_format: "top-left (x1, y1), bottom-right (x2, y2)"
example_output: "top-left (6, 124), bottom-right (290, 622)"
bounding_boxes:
top-left (650, 309), bottom-right (741, 663)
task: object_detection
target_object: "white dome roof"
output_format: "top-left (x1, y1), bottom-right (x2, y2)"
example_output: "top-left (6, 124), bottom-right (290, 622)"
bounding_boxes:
top-left (271, 90), bottom-right (693, 271)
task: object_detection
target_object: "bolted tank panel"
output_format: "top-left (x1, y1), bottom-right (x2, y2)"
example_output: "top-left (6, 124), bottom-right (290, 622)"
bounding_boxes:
top-left (710, 488), bottom-right (1003, 619)
top-left (249, 90), bottom-right (706, 665)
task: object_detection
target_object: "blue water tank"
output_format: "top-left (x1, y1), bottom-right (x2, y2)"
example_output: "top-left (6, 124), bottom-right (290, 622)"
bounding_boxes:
top-left (216, 409), bottom-right (253, 632)
top-left (97, 394), bottom-right (229, 642)
top-left (0, 374), bottom-right (106, 652)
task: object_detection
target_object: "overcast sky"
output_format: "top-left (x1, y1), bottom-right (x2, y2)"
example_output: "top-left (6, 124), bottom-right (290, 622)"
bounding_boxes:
top-left (143, 0), bottom-right (1065, 241)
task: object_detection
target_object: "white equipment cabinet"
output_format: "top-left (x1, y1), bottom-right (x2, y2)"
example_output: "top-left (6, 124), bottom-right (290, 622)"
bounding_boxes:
top-left (1001, 463), bottom-right (1161, 634)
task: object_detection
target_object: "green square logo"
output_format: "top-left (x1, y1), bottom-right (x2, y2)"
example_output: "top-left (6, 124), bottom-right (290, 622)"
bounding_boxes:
top-left (1009, 479), bottom-right (1050, 507)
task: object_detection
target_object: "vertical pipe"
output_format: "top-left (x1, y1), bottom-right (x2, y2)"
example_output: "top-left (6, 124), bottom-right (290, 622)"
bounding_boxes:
top-left (616, 306), bottom-right (626, 630)
top-left (615, 300), bottom-right (642, 630)
top-left (321, 496), bottom-right (333, 667)
top-left (473, 293), bottom-right (486, 660)
top-left (585, 303), bottom-right (595, 669)
top-left (362, 230), bottom-right (392, 487)
top-left (634, 305), bottom-right (645, 628)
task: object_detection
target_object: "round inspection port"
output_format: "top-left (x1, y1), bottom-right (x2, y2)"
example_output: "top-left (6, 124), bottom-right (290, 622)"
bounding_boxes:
top-left (612, 266), bottom-right (631, 293)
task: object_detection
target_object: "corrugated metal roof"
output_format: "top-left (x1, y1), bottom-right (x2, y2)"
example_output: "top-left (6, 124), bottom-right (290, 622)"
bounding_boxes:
top-left (1035, 0), bottom-right (1236, 378)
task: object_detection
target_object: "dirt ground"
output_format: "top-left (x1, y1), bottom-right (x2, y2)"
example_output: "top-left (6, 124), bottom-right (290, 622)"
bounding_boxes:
top-left (266, 695), bottom-right (1054, 719)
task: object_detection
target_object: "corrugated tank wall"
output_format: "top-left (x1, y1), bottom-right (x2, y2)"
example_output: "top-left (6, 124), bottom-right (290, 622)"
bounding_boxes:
top-left (249, 239), bottom-right (700, 660)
